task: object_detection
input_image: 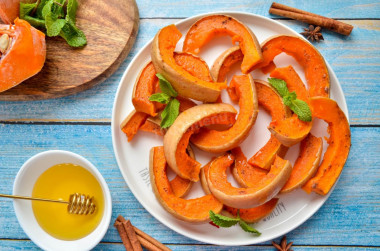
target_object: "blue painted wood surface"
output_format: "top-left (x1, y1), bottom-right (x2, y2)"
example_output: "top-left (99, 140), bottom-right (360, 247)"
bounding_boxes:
top-left (0, 0), bottom-right (379, 250)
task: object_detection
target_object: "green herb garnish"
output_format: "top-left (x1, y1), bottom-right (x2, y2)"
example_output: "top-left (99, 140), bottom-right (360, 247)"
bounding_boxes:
top-left (209, 210), bottom-right (261, 235)
top-left (268, 78), bottom-right (312, 122)
top-left (149, 74), bottom-right (180, 128)
top-left (20, 0), bottom-right (87, 47)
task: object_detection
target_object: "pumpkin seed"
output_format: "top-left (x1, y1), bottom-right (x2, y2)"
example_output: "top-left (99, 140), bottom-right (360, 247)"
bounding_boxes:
top-left (0, 34), bottom-right (10, 54)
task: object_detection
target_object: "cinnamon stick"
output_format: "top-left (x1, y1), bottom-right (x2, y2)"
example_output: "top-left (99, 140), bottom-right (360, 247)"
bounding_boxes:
top-left (122, 220), bottom-right (143, 251)
top-left (269, 2), bottom-right (353, 36)
top-left (114, 221), bottom-right (134, 251)
top-left (134, 226), bottom-right (172, 251)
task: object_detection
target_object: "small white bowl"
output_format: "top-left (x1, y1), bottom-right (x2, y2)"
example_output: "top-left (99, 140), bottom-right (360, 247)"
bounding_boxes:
top-left (13, 150), bottom-right (112, 251)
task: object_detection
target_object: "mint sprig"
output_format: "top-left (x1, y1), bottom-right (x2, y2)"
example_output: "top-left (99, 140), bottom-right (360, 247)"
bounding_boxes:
top-left (209, 210), bottom-right (261, 236)
top-left (268, 78), bottom-right (312, 122)
top-left (149, 74), bottom-right (180, 128)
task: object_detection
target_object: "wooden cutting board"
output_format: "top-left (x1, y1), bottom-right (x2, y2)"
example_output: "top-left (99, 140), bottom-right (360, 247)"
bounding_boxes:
top-left (0, 0), bottom-right (139, 101)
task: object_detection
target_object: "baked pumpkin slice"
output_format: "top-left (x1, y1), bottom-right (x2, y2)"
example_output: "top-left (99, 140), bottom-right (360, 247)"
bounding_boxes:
top-left (191, 74), bottom-right (258, 153)
top-left (281, 134), bottom-right (323, 193)
top-left (207, 151), bottom-right (292, 208)
top-left (210, 46), bottom-right (290, 169)
top-left (164, 103), bottom-right (237, 182)
top-left (303, 97), bottom-right (351, 195)
top-left (182, 15), bottom-right (262, 74)
top-left (252, 35), bottom-right (330, 97)
top-left (150, 146), bottom-right (223, 222)
top-left (200, 158), bottom-right (279, 223)
top-left (268, 65), bottom-right (313, 147)
top-left (133, 52), bottom-right (213, 116)
top-left (151, 24), bottom-right (226, 102)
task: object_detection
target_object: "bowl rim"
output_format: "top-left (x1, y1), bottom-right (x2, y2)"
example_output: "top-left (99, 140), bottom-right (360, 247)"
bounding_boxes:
top-left (13, 150), bottom-right (112, 251)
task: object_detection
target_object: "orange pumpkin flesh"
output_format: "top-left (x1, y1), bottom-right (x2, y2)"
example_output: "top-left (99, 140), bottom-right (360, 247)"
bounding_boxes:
top-left (150, 146), bottom-right (223, 222)
top-left (224, 198), bottom-right (279, 223)
top-left (183, 15), bottom-right (262, 74)
top-left (281, 134), bottom-right (323, 193)
top-left (133, 53), bottom-right (211, 116)
top-left (120, 111), bottom-right (149, 142)
top-left (210, 47), bottom-right (290, 169)
top-left (151, 24), bottom-right (226, 102)
top-left (207, 153), bottom-right (292, 208)
top-left (174, 112), bottom-right (237, 182)
top-left (139, 119), bottom-right (165, 136)
top-left (200, 156), bottom-right (278, 223)
top-left (0, 19), bottom-right (46, 92)
top-left (253, 35), bottom-right (330, 97)
top-left (0, 0), bottom-right (19, 24)
top-left (191, 74), bottom-right (258, 153)
top-left (303, 97), bottom-right (351, 195)
top-left (268, 66), bottom-right (312, 147)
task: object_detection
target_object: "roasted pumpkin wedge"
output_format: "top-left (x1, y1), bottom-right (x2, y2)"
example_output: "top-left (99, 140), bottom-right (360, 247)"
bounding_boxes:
top-left (164, 104), bottom-right (237, 182)
top-left (150, 146), bottom-right (223, 222)
top-left (0, 18), bottom-right (46, 92)
top-left (133, 52), bottom-right (212, 116)
top-left (139, 119), bottom-right (165, 136)
top-left (253, 35), bottom-right (330, 97)
top-left (207, 153), bottom-right (292, 208)
top-left (151, 24), bottom-right (226, 102)
top-left (120, 110), bottom-right (149, 142)
top-left (200, 157), bottom-right (279, 223)
top-left (281, 134), bottom-right (323, 193)
top-left (210, 47), bottom-right (290, 168)
top-left (170, 145), bottom-right (195, 198)
top-left (183, 15), bottom-right (262, 74)
top-left (303, 97), bottom-right (351, 195)
top-left (268, 66), bottom-right (312, 147)
top-left (223, 198), bottom-right (279, 223)
top-left (191, 74), bottom-right (258, 153)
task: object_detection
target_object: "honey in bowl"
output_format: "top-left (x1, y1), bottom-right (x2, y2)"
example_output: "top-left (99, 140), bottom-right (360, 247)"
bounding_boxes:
top-left (32, 163), bottom-right (104, 240)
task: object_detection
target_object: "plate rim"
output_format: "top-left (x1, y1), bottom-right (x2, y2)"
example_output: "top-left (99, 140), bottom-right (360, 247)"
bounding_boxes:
top-left (111, 11), bottom-right (349, 246)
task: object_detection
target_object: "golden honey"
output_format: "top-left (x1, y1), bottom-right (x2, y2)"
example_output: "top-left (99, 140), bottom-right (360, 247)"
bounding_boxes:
top-left (32, 163), bottom-right (104, 240)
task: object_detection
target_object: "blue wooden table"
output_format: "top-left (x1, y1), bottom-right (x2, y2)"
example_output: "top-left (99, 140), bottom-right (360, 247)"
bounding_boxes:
top-left (0, 0), bottom-right (379, 250)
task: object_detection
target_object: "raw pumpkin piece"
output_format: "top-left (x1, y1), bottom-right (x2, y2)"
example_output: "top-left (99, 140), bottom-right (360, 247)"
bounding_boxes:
top-left (268, 66), bottom-right (312, 147)
top-left (303, 97), bottom-right (351, 195)
top-left (191, 74), bottom-right (258, 153)
top-left (120, 110), bottom-right (149, 142)
top-left (0, 18), bottom-right (46, 92)
top-left (281, 134), bottom-right (323, 193)
top-left (150, 146), bottom-right (223, 222)
top-left (164, 103), bottom-right (237, 182)
top-left (207, 153), bottom-right (292, 208)
top-left (0, 0), bottom-right (19, 24)
top-left (223, 198), bottom-right (279, 223)
top-left (151, 24), bottom-right (226, 102)
top-left (183, 15), bottom-right (262, 74)
top-left (253, 35), bottom-right (330, 97)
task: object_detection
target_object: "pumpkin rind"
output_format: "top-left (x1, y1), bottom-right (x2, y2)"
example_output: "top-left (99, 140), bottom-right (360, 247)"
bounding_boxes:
top-left (281, 134), bottom-right (323, 193)
top-left (183, 15), bottom-right (262, 74)
top-left (253, 35), bottom-right (330, 97)
top-left (303, 97), bottom-right (351, 195)
top-left (150, 147), bottom-right (223, 222)
top-left (191, 74), bottom-right (258, 153)
top-left (151, 24), bottom-right (226, 102)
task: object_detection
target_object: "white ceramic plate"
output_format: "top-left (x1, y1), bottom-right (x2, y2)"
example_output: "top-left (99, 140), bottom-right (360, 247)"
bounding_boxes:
top-left (112, 12), bottom-right (348, 246)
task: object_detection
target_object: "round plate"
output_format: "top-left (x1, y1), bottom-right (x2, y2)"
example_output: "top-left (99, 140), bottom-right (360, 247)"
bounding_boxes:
top-left (111, 12), bottom-right (348, 246)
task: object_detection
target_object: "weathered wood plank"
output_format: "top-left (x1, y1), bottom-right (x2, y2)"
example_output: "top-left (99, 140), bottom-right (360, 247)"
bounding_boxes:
top-left (0, 125), bottom-right (378, 246)
top-left (134, 0), bottom-right (380, 19)
top-left (0, 19), bottom-right (378, 125)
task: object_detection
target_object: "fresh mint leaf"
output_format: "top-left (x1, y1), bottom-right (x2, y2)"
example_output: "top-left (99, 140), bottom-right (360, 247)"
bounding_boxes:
top-left (36, 0), bottom-right (50, 19)
top-left (45, 13), bottom-right (66, 37)
top-left (268, 78), bottom-right (289, 97)
top-left (41, 0), bottom-right (53, 19)
top-left (289, 99), bottom-right (312, 122)
top-left (239, 220), bottom-right (261, 235)
top-left (19, 2), bottom-right (37, 18)
top-left (51, 0), bottom-right (66, 18)
top-left (209, 210), bottom-right (239, 228)
top-left (66, 0), bottom-right (78, 23)
top-left (149, 93), bottom-right (171, 104)
top-left (283, 91), bottom-right (297, 106)
top-left (60, 20), bottom-right (87, 47)
top-left (156, 74), bottom-right (177, 97)
top-left (23, 16), bottom-right (46, 29)
top-left (160, 98), bottom-right (180, 128)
